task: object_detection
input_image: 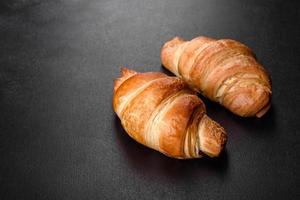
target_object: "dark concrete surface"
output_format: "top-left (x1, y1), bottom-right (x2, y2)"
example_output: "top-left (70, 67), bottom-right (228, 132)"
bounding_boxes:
top-left (0, 0), bottom-right (299, 199)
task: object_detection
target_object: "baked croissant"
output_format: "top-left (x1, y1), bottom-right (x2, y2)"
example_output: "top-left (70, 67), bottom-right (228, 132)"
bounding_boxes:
top-left (113, 67), bottom-right (227, 159)
top-left (161, 36), bottom-right (272, 117)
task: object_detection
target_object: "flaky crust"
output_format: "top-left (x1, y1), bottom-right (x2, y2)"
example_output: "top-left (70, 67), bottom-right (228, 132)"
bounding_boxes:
top-left (161, 36), bottom-right (272, 117)
top-left (113, 67), bottom-right (227, 159)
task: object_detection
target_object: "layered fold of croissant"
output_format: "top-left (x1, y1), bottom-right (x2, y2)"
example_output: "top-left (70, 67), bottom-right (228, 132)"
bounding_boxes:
top-left (113, 67), bottom-right (227, 159)
top-left (161, 36), bottom-right (272, 117)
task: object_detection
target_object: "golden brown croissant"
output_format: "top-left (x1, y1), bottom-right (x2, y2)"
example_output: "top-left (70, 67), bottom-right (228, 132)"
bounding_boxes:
top-left (113, 67), bottom-right (227, 159)
top-left (161, 36), bottom-right (272, 117)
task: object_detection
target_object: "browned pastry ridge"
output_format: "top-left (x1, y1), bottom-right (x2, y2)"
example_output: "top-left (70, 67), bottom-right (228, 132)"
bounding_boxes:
top-left (113, 67), bottom-right (227, 159)
top-left (161, 36), bottom-right (272, 117)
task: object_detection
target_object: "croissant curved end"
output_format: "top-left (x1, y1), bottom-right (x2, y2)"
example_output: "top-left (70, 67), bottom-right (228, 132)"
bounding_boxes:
top-left (161, 37), bottom-right (186, 76)
top-left (198, 115), bottom-right (227, 157)
top-left (114, 67), bottom-right (137, 92)
top-left (255, 102), bottom-right (271, 118)
top-left (223, 86), bottom-right (271, 117)
top-left (162, 36), bottom-right (185, 48)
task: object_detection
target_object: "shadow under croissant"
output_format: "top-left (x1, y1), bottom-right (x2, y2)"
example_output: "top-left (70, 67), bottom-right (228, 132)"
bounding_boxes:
top-left (227, 105), bottom-right (276, 134)
top-left (113, 115), bottom-right (229, 181)
top-left (205, 100), bottom-right (277, 139)
top-left (160, 65), bottom-right (175, 76)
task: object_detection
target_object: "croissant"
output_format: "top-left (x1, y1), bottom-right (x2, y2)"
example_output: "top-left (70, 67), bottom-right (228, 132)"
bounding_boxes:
top-left (113, 67), bottom-right (227, 159)
top-left (161, 36), bottom-right (272, 117)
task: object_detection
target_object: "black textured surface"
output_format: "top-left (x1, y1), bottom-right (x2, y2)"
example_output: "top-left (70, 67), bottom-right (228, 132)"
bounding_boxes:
top-left (0, 0), bottom-right (299, 199)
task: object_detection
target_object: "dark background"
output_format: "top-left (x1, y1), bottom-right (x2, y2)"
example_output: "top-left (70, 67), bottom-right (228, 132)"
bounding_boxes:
top-left (0, 0), bottom-right (299, 199)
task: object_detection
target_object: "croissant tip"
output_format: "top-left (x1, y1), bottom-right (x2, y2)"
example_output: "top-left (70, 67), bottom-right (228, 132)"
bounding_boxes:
top-left (120, 67), bottom-right (137, 76)
top-left (162, 36), bottom-right (185, 49)
top-left (198, 115), bottom-right (227, 157)
top-left (170, 36), bottom-right (185, 43)
top-left (113, 67), bottom-right (137, 93)
top-left (172, 36), bottom-right (184, 40)
top-left (255, 102), bottom-right (271, 118)
top-left (120, 66), bottom-right (128, 74)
